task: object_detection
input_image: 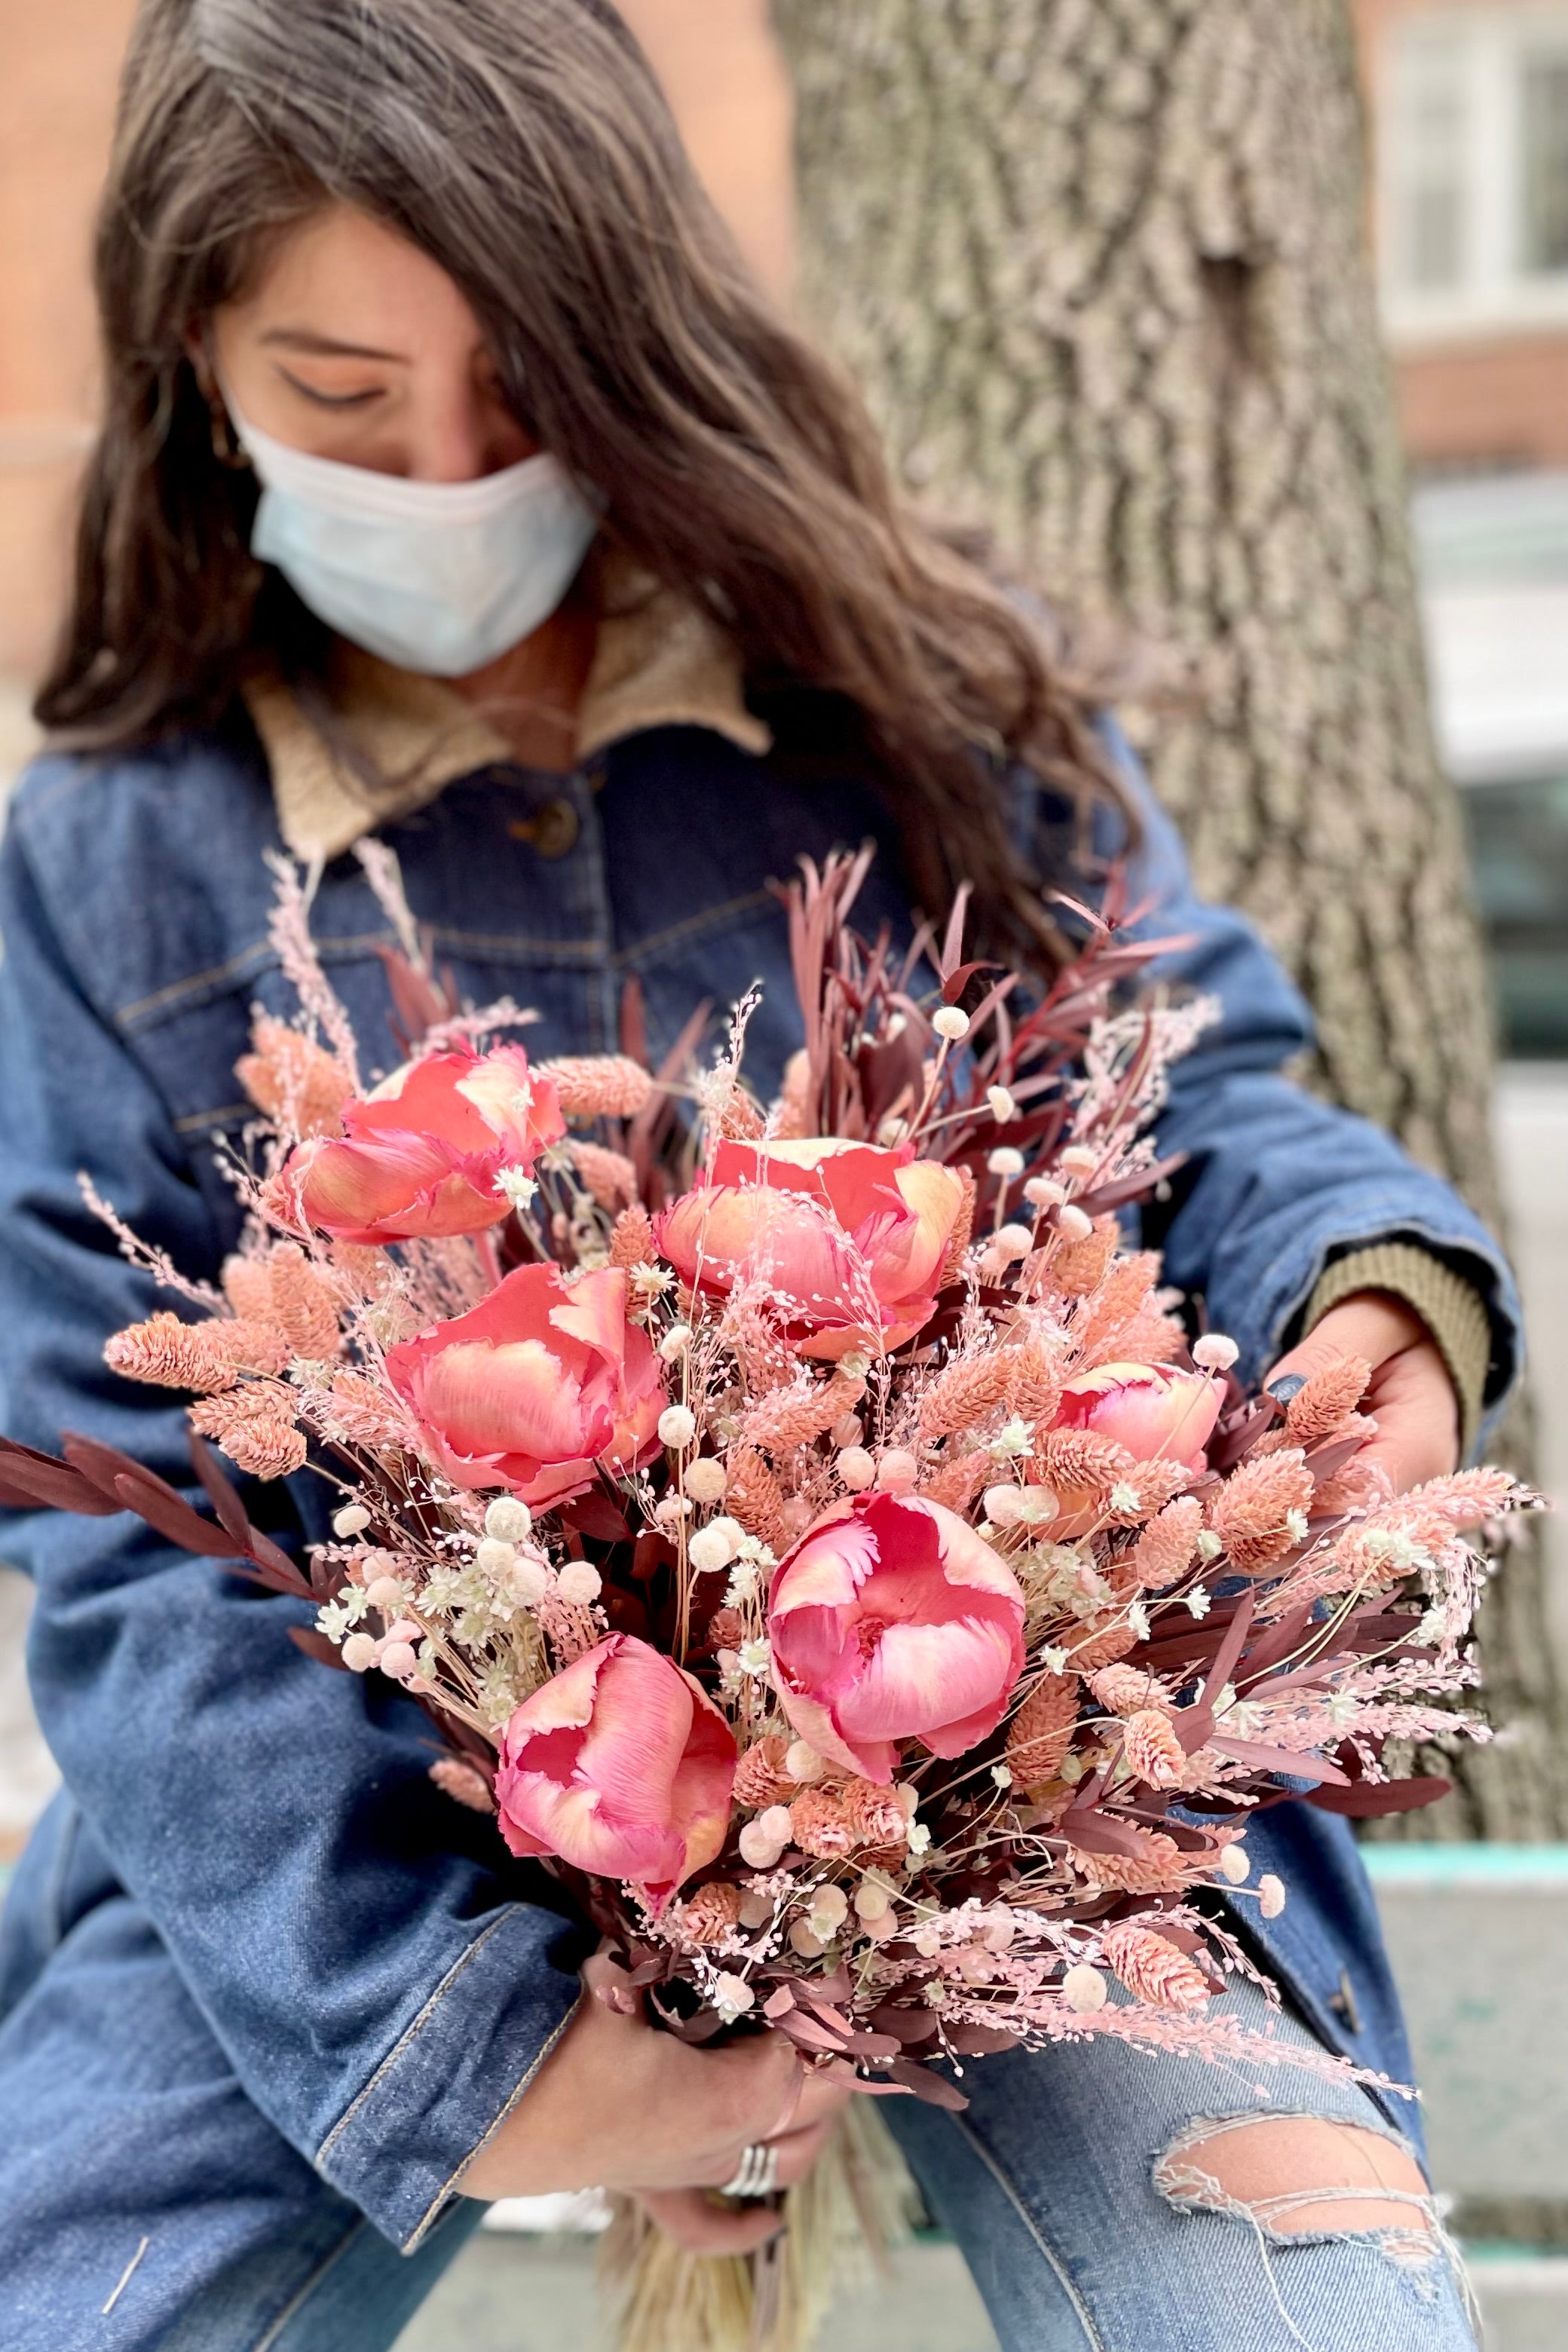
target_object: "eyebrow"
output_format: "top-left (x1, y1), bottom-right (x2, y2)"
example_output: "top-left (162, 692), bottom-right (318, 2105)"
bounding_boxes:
top-left (259, 329), bottom-right (409, 363)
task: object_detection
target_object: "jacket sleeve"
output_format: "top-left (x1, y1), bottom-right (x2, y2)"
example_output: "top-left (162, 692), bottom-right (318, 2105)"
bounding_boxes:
top-left (0, 806), bottom-right (588, 2249)
top-left (1090, 725), bottom-right (1522, 1444)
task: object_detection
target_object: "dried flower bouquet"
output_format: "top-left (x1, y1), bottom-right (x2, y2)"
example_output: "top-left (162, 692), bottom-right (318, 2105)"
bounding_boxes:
top-left (0, 844), bottom-right (1532, 2352)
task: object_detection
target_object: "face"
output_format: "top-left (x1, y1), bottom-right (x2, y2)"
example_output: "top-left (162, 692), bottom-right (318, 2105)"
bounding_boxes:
top-left (207, 205), bottom-right (536, 482)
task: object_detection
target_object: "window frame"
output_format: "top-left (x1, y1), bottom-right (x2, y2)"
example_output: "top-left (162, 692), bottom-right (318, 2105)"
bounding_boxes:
top-left (1378, 4), bottom-right (1568, 344)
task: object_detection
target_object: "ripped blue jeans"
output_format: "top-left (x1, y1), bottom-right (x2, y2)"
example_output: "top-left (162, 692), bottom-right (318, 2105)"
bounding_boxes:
top-left (0, 1839), bottom-right (1472, 2352)
top-left (887, 1973), bottom-right (1478, 2352)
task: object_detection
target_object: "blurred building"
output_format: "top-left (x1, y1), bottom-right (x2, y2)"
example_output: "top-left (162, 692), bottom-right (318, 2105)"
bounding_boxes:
top-left (1355, 2), bottom-right (1568, 1056)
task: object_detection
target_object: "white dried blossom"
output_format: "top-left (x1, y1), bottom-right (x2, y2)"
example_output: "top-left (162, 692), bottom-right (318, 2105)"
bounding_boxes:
top-left (684, 1458), bottom-right (727, 1504)
top-left (932, 1005), bottom-right (970, 1042)
top-left (485, 1497), bottom-right (533, 1543)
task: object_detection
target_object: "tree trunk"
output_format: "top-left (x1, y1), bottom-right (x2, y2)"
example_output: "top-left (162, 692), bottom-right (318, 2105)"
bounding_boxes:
top-left (770, 0), bottom-right (1567, 1837)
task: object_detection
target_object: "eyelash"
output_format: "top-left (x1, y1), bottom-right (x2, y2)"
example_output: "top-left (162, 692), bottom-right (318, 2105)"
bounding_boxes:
top-left (280, 373), bottom-right (384, 410)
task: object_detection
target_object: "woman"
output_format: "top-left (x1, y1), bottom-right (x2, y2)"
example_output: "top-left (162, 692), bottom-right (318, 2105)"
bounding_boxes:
top-left (0, 4), bottom-right (1515, 2347)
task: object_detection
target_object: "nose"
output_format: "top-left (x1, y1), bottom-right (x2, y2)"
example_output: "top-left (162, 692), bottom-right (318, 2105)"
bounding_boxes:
top-left (412, 373), bottom-right (534, 483)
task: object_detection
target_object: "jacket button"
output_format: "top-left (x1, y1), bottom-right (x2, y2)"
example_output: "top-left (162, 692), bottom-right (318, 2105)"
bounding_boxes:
top-left (509, 797), bottom-right (580, 859)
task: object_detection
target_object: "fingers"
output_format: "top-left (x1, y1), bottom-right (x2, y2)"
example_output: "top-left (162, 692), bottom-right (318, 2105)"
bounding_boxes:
top-left (632, 2187), bottom-right (786, 2256)
top-left (634, 2100), bottom-right (851, 2251)
top-left (1265, 1294), bottom-right (1460, 1492)
top-left (1263, 1295), bottom-right (1416, 1393)
top-left (581, 1949), bottom-right (642, 2019)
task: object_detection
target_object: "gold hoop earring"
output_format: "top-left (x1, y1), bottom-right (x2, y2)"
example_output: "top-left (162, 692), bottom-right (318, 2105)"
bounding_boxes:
top-left (210, 403), bottom-right (251, 470)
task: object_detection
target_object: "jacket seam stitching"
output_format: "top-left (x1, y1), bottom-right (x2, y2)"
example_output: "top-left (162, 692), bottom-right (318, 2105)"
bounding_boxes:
top-left (247, 2217), bottom-right (369, 2352)
top-left (611, 888), bottom-right (774, 969)
top-left (314, 1909), bottom-right (519, 2170)
top-left (949, 2113), bottom-right (1107, 2350)
top-left (402, 1986), bottom-right (585, 2252)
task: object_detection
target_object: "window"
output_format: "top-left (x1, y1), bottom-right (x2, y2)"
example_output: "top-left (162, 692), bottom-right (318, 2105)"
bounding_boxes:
top-left (1521, 49), bottom-right (1568, 271)
top-left (1380, 9), bottom-right (1568, 338)
top-left (1462, 774), bottom-right (1568, 1055)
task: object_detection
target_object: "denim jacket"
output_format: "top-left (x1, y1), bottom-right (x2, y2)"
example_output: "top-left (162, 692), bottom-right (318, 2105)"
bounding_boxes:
top-left (0, 648), bottom-right (1521, 2249)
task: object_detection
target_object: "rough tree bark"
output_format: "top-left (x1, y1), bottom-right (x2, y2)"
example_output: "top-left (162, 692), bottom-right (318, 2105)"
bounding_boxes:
top-left (770, 0), bottom-right (1567, 1837)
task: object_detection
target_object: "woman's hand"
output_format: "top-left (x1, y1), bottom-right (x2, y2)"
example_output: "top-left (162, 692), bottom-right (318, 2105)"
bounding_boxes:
top-left (461, 1952), bottom-right (852, 2253)
top-left (1264, 1291), bottom-right (1460, 1493)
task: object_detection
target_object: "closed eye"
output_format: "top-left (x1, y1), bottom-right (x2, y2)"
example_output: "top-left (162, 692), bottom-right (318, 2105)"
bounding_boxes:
top-left (278, 371), bottom-right (387, 409)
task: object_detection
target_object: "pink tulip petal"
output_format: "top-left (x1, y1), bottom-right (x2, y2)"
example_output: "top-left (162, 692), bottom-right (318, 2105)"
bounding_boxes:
top-left (419, 1340), bottom-right (598, 1465)
top-left (775, 1685), bottom-right (892, 1783)
top-left (834, 1615), bottom-right (1021, 1747)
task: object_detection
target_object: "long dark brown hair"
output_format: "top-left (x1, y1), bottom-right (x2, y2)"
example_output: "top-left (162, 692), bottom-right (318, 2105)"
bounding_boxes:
top-left (39, 0), bottom-right (1122, 969)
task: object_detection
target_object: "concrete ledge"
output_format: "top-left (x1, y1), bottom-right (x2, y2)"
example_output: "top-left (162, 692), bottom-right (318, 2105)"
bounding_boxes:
top-left (394, 2229), bottom-right (1568, 2352)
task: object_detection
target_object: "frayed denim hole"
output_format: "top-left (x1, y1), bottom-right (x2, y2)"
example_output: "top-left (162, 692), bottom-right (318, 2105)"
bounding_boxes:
top-left (1150, 2113), bottom-right (1479, 2329)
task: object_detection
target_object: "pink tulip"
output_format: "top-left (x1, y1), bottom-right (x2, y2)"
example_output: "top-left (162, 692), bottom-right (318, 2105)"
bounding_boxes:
top-left (767, 1492), bottom-right (1026, 1783)
top-left (386, 1263), bottom-right (664, 1508)
top-left (284, 1045), bottom-right (564, 1245)
top-left (496, 1635), bottom-right (737, 1905)
top-left (656, 1138), bottom-right (964, 1360)
top-left (1053, 1361), bottom-right (1223, 1472)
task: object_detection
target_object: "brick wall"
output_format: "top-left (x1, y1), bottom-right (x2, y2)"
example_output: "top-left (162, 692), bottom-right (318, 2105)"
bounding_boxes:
top-left (1352, 0), bottom-right (1568, 473)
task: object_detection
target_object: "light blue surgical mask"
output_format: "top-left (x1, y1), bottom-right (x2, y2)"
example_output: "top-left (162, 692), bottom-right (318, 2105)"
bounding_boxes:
top-left (229, 403), bottom-right (601, 676)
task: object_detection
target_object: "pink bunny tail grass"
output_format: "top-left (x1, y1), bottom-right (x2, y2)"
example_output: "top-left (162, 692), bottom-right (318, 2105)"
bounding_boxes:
top-left (106, 1313), bottom-right (237, 1395)
top-left (937, 1165), bottom-right (977, 1288)
top-left (1100, 1923), bottom-right (1213, 2011)
top-left (1049, 1216), bottom-right (1120, 1297)
top-left (538, 1055), bottom-right (654, 1119)
top-left (609, 1206), bottom-right (657, 1272)
top-left (917, 1352), bottom-right (1014, 1444)
top-left (1119, 1495), bottom-right (1203, 1591)
top-left (1005, 1672), bottom-right (1080, 1788)
top-left (722, 1447), bottom-right (792, 1551)
top-left (918, 1447), bottom-right (992, 1512)
top-left (428, 1758), bottom-right (495, 1814)
top-left (261, 1245), bottom-right (341, 1360)
top-left (189, 1380), bottom-right (297, 1440)
top-left (1207, 1449), bottom-right (1315, 1573)
top-left (214, 1319), bottom-right (294, 1379)
top-left (1073, 1251), bottom-right (1159, 1352)
top-left (1089, 1664), bottom-right (1176, 1717)
top-left (742, 1371), bottom-right (862, 1456)
top-left (222, 1255), bottom-right (276, 1321)
top-left (1285, 1353), bottom-right (1373, 1445)
top-left (1120, 1708), bottom-right (1188, 1787)
top-left (1061, 1613), bottom-right (1140, 1673)
top-left (571, 1141), bottom-right (641, 1211)
top-left (236, 1018), bottom-right (355, 1141)
top-left (1067, 1830), bottom-right (1196, 1894)
top-left (209, 1413), bottom-right (308, 1481)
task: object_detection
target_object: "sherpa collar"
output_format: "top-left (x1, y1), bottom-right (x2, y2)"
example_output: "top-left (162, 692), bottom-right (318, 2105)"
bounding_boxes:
top-left (244, 553), bottom-right (771, 864)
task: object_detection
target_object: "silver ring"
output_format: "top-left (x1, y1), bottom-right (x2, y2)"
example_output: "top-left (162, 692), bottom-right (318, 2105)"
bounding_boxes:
top-left (718, 2142), bottom-right (779, 2200)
